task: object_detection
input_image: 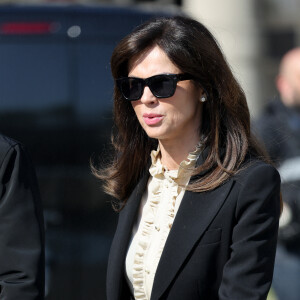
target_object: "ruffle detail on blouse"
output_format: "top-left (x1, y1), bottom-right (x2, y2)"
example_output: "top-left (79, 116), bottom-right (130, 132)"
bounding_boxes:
top-left (132, 181), bottom-right (160, 299)
top-left (132, 143), bottom-right (202, 300)
top-left (149, 143), bottom-right (202, 182)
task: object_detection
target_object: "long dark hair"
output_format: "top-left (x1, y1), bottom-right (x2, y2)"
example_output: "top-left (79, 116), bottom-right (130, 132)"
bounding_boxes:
top-left (94, 15), bottom-right (266, 210)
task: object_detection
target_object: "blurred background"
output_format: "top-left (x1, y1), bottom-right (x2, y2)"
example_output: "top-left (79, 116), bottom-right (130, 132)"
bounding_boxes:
top-left (0, 0), bottom-right (299, 299)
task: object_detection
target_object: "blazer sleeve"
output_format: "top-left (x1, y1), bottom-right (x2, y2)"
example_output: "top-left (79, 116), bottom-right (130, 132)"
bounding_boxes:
top-left (0, 141), bottom-right (45, 299)
top-left (219, 163), bottom-right (281, 300)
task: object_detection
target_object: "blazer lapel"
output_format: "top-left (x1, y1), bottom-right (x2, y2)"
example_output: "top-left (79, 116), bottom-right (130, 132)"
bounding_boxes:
top-left (151, 179), bottom-right (234, 300)
top-left (107, 172), bottom-right (149, 300)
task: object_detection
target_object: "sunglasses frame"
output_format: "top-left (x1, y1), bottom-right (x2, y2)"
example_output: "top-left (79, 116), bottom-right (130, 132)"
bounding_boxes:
top-left (116, 73), bottom-right (193, 101)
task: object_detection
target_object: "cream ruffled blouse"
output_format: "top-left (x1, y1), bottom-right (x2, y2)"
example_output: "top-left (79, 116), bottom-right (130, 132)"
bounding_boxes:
top-left (125, 145), bottom-right (202, 300)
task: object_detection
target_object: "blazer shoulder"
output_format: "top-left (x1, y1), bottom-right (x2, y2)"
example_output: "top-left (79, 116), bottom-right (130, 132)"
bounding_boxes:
top-left (0, 134), bottom-right (22, 166)
top-left (236, 158), bottom-right (280, 184)
top-left (233, 159), bottom-right (281, 214)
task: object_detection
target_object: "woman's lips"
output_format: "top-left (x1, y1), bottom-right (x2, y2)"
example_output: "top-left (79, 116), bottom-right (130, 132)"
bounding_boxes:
top-left (143, 113), bottom-right (163, 125)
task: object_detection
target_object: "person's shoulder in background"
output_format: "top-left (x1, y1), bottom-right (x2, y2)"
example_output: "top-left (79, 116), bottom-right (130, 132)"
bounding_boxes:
top-left (0, 133), bottom-right (45, 300)
top-left (254, 98), bottom-right (286, 133)
top-left (253, 98), bottom-right (291, 162)
top-left (0, 133), bottom-right (20, 160)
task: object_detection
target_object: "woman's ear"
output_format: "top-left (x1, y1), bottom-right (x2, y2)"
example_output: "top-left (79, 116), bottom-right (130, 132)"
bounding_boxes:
top-left (276, 75), bottom-right (293, 106)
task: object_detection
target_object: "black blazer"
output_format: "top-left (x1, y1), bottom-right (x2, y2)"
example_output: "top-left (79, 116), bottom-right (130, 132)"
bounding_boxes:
top-left (107, 156), bottom-right (281, 300)
top-left (0, 135), bottom-right (45, 299)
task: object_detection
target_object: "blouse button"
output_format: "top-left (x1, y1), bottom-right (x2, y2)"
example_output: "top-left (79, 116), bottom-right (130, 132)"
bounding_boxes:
top-left (145, 268), bottom-right (150, 274)
top-left (155, 225), bottom-right (160, 231)
top-left (169, 223), bottom-right (173, 229)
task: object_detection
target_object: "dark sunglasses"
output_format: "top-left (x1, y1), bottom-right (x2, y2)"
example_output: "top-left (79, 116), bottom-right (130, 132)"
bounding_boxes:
top-left (116, 73), bottom-right (193, 101)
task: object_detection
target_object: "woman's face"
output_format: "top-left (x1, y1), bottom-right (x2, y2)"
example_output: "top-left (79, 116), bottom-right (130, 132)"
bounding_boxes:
top-left (129, 46), bottom-right (203, 145)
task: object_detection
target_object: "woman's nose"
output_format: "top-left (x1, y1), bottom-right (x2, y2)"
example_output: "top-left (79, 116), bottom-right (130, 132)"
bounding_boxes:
top-left (140, 86), bottom-right (157, 104)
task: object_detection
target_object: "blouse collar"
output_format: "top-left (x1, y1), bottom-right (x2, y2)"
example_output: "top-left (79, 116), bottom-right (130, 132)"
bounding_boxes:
top-left (149, 143), bottom-right (202, 182)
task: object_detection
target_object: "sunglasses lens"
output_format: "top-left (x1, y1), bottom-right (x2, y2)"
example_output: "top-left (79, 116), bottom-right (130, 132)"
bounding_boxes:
top-left (117, 74), bottom-right (181, 100)
top-left (119, 78), bottom-right (143, 100)
top-left (150, 75), bottom-right (175, 98)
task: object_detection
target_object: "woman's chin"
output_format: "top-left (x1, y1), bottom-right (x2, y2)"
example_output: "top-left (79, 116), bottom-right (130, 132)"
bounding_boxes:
top-left (143, 128), bottom-right (165, 140)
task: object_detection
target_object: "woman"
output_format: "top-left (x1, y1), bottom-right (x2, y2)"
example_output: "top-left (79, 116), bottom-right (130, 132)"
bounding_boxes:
top-left (96, 16), bottom-right (281, 300)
